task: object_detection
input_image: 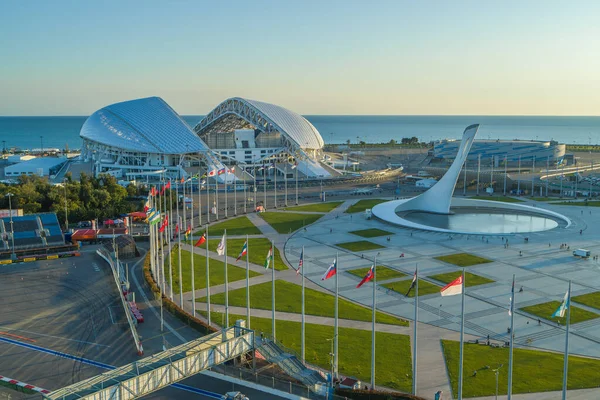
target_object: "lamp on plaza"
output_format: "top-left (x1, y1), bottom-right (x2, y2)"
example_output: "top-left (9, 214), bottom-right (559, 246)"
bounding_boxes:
top-left (326, 335), bottom-right (337, 394)
top-left (492, 363), bottom-right (503, 400)
top-left (6, 193), bottom-right (16, 260)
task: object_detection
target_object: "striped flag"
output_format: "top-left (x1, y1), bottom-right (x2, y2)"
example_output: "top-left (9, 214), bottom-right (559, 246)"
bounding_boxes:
top-left (356, 264), bottom-right (374, 288)
top-left (264, 246), bottom-right (273, 269)
top-left (158, 214), bottom-right (168, 233)
top-left (405, 270), bottom-right (417, 296)
top-left (440, 275), bottom-right (463, 296)
top-left (321, 258), bottom-right (337, 280)
top-left (184, 224), bottom-right (191, 238)
top-left (552, 290), bottom-right (570, 318)
top-left (296, 248), bottom-right (304, 275)
top-left (236, 241), bottom-right (248, 261)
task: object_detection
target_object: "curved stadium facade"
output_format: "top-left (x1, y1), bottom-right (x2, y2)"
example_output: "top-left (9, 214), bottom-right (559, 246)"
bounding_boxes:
top-left (80, 96), bottom-right (334, 181)
top-left (434, 139), bottom-right (566, 164)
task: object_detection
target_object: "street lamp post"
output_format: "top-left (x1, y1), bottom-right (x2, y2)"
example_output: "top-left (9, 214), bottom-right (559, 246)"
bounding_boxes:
top-left (326, 335), bottom-right (336, 397)
top-left (6, 193), bottom-right (15, 260)
top-left (492, 364), bottom-right (503, 400)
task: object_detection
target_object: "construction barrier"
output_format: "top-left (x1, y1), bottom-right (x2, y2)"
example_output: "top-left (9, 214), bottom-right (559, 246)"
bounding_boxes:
top-left (46, 255), bottom-right (59, 260)
top-left (22, 257), bottom-right (36, 262)
top-left (0, 260), bottom-right (12, 265)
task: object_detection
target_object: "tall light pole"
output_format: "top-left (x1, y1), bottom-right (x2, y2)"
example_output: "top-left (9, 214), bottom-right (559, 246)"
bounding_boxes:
top-left (6, 193), bottom-right (15, 260)
top-left (493, 364), bottom-right (503, 400)
top-left (327, 335), bottom-right (337, 395)
top-left (63, 178), bottom-right (68, 230)
top-left (40, 136), bottom-right (43, 156)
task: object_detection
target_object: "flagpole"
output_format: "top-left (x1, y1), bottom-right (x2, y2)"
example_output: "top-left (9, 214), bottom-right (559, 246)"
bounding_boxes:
top-left (246, 234), bottom-right (250, 328)
top-left (413, 264), bottom-right (418, 395)
top-left (508, 273), bottom-right (515, 399)
top-left (177, 180), bottom-right (183, 307)
top-left (562, 280), bottom-right (572, 400)
top-left (198, 173), bottom-right (202, 228)
top-left (334, 251), bottom-right (339, 381)
top-left (224, 229), bottom-right (229, 327)
top-left (263, 160), bottom-right (267, 210)
top-left (206, 224), bottom-right (211, 326)
top-left (168, 180), bottom-right (173, 301)
top-left (215, 173), bottom-right (219, 220)
top-left (285, 162), bottom-right (288, 206)
top-left (243, 165), bottom-right (247, 214)
top-left (234, 168), bottom-right (237, 216)
top-left (224, 170), bottom-right (228, 218)
top-left (371, 253), bottom-right (377, 389)
top-left (272, 239), bottom-right (276, 340)
top-left (190, 181), bottom-right (195, 318)
top-left (253, 165), bottom-right (257, 212)
top-left (301, 245), bottom-right (305, 363)
top-left (206, 174), bottom-right (210, 224)
top-left (274, 161), bottom-right (278, 208)
top-left (458, 268), bottom-right (466, 400)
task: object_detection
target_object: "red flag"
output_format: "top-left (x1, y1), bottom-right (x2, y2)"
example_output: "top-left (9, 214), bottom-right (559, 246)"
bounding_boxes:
top-left (159, 214), bottom-right (168, 233)
top-left (165, 181), bottom-right (171, 190)
top-left (150, 187), bottom-right (158, 196)
top-left (194, 233), bottom-right (206, 247)
top-left (160, 185), bottom-right (166, 196)
top-left (180, 177), bottom-right (185, 184)
top-left (440, 275), bottom-right (463, 296)
top-left (321, 259), bottom-right (337, 280)
top-left (356, 265), bottom-right (375, 288)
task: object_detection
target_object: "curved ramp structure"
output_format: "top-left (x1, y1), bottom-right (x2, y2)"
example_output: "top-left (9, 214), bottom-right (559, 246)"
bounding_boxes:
top-left (400, 124), bottom-right (479, 214)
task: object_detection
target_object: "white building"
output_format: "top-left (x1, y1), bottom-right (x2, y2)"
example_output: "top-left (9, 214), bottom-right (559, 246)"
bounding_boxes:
top-left (194, 97), bottom-right (337, 178)
top-left (80, 97), bottom-right (224, 181)
top-left (4, 157), bottom-right (67, 177)
top-left (415, 178), bottom-right (438, 188)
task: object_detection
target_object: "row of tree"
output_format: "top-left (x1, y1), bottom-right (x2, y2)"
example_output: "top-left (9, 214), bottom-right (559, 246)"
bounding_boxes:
top-left (0, 173), bottom-right (147, 225)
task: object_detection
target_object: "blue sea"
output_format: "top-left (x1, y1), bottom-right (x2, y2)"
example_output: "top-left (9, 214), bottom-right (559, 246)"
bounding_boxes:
top-left (0, 115), bottom-right (599, 151)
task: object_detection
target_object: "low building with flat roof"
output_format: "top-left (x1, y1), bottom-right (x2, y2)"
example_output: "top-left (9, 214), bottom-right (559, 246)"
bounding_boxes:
top-left (4, 157), bottom-right (66, 177)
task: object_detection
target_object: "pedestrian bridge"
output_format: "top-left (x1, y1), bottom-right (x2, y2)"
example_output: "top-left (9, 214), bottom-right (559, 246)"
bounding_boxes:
top-left (44, 324), bottom-right (254, 400)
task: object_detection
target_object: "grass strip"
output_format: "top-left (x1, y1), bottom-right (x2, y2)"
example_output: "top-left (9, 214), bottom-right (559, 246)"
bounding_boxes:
top-left (442, 340), bottom-right (600, 397)
top-left (345, 199), bottom-right (388, 213)
top-left (381, 279), bottom-right (440, 297)
top-left (284, 201), bottom-right (344, 212)
top-left (197, 279), bottom-right (408, 326)
top-left (429, 271), bottom-right (495, 287)
top-left (349, 228), bottom-right (394, 238)
top-left (520, 301), bottom-right (599, 325)
top-left (337, 240), bottom-right (385, 252)
top-left (167, 247), bottom-right (260, 294)
top-left (194, 215), bottom-right (261, 236)
top-left (207, 238), bottom-right (287, 271)
top-left (435, 253), bottom-right (492, 267)
top-left (348, 265), bottom-right (406, 281)
top-left (259, 212), bottom-right (323, 233)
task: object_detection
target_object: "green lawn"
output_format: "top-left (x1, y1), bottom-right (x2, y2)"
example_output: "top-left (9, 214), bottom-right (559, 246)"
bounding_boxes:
top-left (554, 201), bottom-right (600, 207)
top-left (349, 228), bottom-right (394, 238)
top-left (530, 197), bottom-right (557, 202)
top-left (345, 199), bottom-right (388, 213)
top-left (382, 279), bottom-right (441, 297)
top-left (435, 253), bottom-right (492, 267)
top-left (166, 247), bottom-right (260, 294)
top-left (429, 271), bottom-right (495, 287)
top-left (521, 301), bottom-right (599, 325)
top-left (336, 240), bottom-right (386, 252)
top-left (194, 216), bottom-right (262, 236)
top-left (572, 291), bottom-right (600, 310)
top-left (348, 265), bottom-right (405, 281)
top-left (197, 279), bottom-right (408, 326)
top-left (207, 238), bottom-right (287, 271)
top-left (442, 340), bottom-right (600, 397)
top-left (259, 212), bottom-right (323, 233)
top-left (470, 196), bottom-right (525, 203)
top-left (284, 201), bottom-right (344, 212)
top-left (199, 311), bottom-right (412, 392)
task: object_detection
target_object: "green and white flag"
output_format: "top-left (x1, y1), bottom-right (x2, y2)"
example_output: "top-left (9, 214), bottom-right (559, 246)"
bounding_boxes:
top-left (264, 246), bottom-right (273, 269)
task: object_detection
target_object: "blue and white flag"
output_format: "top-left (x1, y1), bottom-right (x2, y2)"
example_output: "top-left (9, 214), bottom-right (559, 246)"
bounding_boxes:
top-left (552, 290), bottom-right (570, 318)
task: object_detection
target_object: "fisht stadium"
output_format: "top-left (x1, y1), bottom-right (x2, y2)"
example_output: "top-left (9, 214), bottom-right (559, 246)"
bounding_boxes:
top-left (80, 96), bottom-right (338, 182)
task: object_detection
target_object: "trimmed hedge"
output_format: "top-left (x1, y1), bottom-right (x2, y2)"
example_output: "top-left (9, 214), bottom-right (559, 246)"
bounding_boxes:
top-left (335, 388), bottom-right (426, 400)
top-left (143, 253), bottom-right (217, 335)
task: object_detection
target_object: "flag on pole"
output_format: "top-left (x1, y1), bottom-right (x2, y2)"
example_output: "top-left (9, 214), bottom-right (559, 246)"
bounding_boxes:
top-left (321, 258), bottom-right (337, 280)
top-left (165, 181), bottom-right (171, 190)
top-left (218, 168), bottom-right (226, 175)
top-left (509, 278), bottom-right (515, 316)
top-left (229, 166), bottom-right (236, 173)
top-left (405, 270), bottom-right (417, 296)
top-left (173, 223), bottom-right (179, 239)
top-left (194, 233), bottom-right (206, 247)
top-left (180, 177), bottom-right (185, 184)
top-left (159, 214), bottom-right (168, 233)
top-left (148, 211), bottom-right (161, 225)
top-left (208, 169), bottom-right (217, 177)
top-left (440, 275), bottom-right (463, 296)
top-left (216, 234), bottom-right (226, 256)
top-left (184, 224), bottom-right (191, 238)
top-left (263, 246), bottom-right (273, 268)
top-left (291, 161), bottom-right (298, 169)
top-left (552, 290), bottom-right (570, 318)
top-left (296, 248), bottom-right (304, 275)
top-left (160, 185), bottom-right (166, 196)
top-left (356, 264), bottom-right (375, 288)
top-left (143, 196), bottom-right (151, 212)
top-left (236, 241), bottom-right (248, 261)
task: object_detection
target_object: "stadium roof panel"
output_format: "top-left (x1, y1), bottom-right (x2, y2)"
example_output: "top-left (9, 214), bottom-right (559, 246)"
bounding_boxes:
top-left (81, 97), bottom-right (209, 154)
top-left (195, 97), bottom-right (325, 150)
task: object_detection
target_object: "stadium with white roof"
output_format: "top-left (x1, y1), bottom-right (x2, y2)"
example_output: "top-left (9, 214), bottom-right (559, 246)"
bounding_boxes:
top-left (80, 96), bottom-right (336, 181)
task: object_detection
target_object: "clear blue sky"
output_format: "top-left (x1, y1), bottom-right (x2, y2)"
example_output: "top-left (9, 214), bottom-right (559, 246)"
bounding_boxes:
top-left (0, 0), bottom-right (598, 116)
